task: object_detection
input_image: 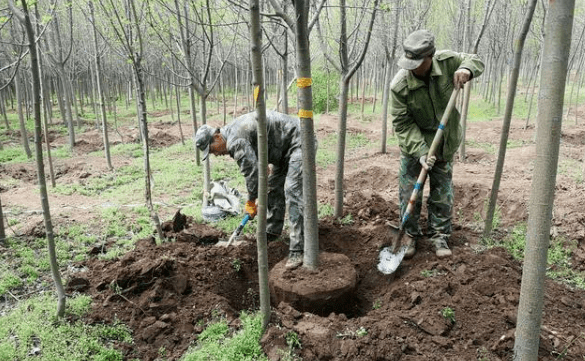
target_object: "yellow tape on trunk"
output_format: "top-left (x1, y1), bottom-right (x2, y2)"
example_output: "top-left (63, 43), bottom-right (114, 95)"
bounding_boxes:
top-left (298, 109), bottom-right (313, 118)
top-left (297, 77), bottom-right (312, 88)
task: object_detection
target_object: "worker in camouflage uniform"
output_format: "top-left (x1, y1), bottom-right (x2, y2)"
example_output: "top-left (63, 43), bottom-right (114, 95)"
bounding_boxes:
top-left (194, 110), bottom-right (306, 269)
top-left (390, 29), bottom-right (484, 258)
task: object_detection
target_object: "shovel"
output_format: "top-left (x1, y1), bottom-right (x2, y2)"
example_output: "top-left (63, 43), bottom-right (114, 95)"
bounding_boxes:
top-left (378, 88), bottom-right (460, 275)
top-left (226, 214), bottom-right (250, 246)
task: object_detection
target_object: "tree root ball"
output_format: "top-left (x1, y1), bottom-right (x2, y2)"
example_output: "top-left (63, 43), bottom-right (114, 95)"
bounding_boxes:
top-left (269, 252), bottom-right (357, 315)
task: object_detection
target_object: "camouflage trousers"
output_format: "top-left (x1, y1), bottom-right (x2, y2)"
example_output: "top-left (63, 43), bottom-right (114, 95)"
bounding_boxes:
top-left (398, 154), bottom-right (453, 240)
top-left (267, 146), bottom-right (303, 252)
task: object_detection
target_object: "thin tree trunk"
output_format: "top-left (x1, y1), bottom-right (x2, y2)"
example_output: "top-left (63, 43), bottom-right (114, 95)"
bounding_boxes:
top-left (371, 57), bottom-right (378, 113)
top-left (15, 72), bottom-right (32, 158)
top-left (459, 82), bottom-right (471, 161)
top-left (0, 196), bottom-right (5, 243)
top-left (249, 0), bottom-right (271, 329)
top-left (524, 56), bottom-right (541, 128)
top-left (0, 92), bottom-right (10, 129)
top-left (233, 61), bottom-right (239, 116)
top-left (34, 2), bottom-right (55, 187)
top-left (175, 84), bottom-right (185, 145)
top-left (13, 0), bottom-right (67, 317)
top-left (380, 57), bottom-right (391, 153)
top-left (200, 95), bottom-right (211, 206)
top-left (575, 66), bottom-right (584, 124)
top-left (89, 0), bottom-right (113, 171)
top-left (332, 0), bottom-right (379, 218)
top-left (484, 0), bottom-right (537, 238)
top-left (282, 33), bottom-right (289, 114)
top-left (513, 1), bottom-right (575, 359)
top-left (294, 0), bottom-right (319, 270)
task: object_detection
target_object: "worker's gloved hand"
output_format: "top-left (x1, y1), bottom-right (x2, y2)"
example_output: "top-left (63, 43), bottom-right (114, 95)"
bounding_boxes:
top-left (454, 68), bottom-right (471, 89)
top-left (419, 154), bottom-right (437, 171)
top-left (245, 200), bottom-right (257, 219)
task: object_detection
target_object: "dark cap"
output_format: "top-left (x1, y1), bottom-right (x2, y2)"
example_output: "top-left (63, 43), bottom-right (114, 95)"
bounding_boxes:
top-left (194, 124), bottom-right (217, 160)
top-left (397, 30), bottom-right (435, 70)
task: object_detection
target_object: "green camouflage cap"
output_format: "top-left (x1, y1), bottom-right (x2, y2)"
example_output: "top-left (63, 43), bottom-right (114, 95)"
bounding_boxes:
top-left (194, 124), bottom-right (216, 160)
top-left (398, 30), bottom-right (435, 70)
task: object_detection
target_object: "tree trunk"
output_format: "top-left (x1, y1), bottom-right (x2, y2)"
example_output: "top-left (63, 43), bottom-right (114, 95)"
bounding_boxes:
top-left (200, 95), bottom-right (211, 205)
top-left (294, 0), bottom-right (319, 270)
top-left (0, 92), bottom-right (10, 129)
top-left (15, 72), bottom-right (32, 158)
top-left (89, 0), bottom-right (113, 171)
top-left (484, 0), bottom-right (537, 238)
top-left (249, 0), bottom-right (271, 330)
top-left (524, 55), bottom-right (541, 128)
top-left (281, 31), bottom-right (289, 114)
top-left (334, 77), bottom-right (350, 218)
top-left (15, 0), bottom-right (67, 317)
top-left (513, 1), bottom-right (575, 359)
top-left (0, 195), bottom-right (5, 243)
top-left (175, 84), bottom-right (185, 145)
top-left (332, 0), bottom-right (379, 218)
top-left (34, 3), bottom-right (55, 188)
top-left (380, 57), bottom-right (391, 153)
top-left (459, 82), bottom-right (471, 161)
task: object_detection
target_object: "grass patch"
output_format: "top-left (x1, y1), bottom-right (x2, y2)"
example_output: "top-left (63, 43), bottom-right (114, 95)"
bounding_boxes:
top-left (0, 146), bottom-right (31, 164)
top-left (318, 202), bottom-right (334, 219)
top-left (181, 311), bottom-right (268, 361)
top-left (0, 294), bottom-right (131, 361)
top-left (482, 222), bottom-right (585, 289)
top-left (465, 139), bottom-right (495, 154)
top-left (558, 158), bottom-right (584, 184)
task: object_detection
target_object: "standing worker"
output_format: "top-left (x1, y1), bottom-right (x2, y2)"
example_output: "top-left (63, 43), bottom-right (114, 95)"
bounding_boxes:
top-left (390, 29), bottom-right (484, 259)
top-left (194, 110), bottom-right (307, 270)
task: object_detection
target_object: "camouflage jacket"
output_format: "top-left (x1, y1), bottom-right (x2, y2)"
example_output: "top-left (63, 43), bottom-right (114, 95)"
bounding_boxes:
top-left (390, 50), bottom-right (485, 161)
top-left (221, 110), bottom-right (302, 201)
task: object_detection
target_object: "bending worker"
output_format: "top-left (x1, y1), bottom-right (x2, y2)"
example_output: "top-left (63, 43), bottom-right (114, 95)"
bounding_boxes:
top-left (390, 29), bottom-right (484, 259)
top-left (194, 110), bottom-right (306, 270)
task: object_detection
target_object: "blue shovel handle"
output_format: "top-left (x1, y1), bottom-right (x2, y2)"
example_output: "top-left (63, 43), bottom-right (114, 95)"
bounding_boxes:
top-left (227, 214), bottom-right (250, 245)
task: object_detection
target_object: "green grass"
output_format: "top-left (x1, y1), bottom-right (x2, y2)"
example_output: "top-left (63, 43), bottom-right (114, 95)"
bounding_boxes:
top-left (0, 294), bottom-right (131, 361)
top-left (482, 222), bottom-right (585, 288)
top-left (558, 158), bottom-right (584, 184)
top-left (181, 311), bottom-right (268, 361)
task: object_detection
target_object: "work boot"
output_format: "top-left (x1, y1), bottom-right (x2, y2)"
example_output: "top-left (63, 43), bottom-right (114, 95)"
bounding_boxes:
top-left (404, 234), bottom-right (416, 259)
top-left (285, 251), bottom-right (303, 270)
top-left (432, 236), bottom-right (452, 257)
top-left (267, 232), bottom-right (280, 242)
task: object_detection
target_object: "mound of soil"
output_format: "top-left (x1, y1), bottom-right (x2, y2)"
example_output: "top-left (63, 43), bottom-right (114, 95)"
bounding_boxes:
top-left (74, 200), bottom-right (585, 361)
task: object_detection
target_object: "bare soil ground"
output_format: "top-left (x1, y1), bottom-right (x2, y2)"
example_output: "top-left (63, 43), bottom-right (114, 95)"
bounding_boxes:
top-left (2, 105), bottom-right (585, 360)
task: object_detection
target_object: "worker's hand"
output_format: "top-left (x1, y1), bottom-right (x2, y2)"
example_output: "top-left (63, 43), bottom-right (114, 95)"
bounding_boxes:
top-left (454, 68), bottom-right (472, 89)
top-left (245, 200), bottom-right (257, 219)
top-left (419, 154), bottom-right (436, 171)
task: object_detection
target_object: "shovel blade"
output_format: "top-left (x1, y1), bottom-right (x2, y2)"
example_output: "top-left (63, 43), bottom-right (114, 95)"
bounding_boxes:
top-left (377, 245), bottom-right (408, 274)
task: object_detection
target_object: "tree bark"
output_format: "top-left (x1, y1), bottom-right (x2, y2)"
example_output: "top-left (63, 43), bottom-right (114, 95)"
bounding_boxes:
top-left (249, 0), bottom-right (271, 330)
top-left (15, 72), bottom-right (32, 158)
top-left (294, 0), bottom-right (319, 270)
top-left (513, 0), bottom-right (575, 359)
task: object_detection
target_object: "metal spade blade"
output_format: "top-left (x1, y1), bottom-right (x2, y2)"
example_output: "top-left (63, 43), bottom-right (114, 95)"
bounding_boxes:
top-left (377, 245), bottom-right (408, 274)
